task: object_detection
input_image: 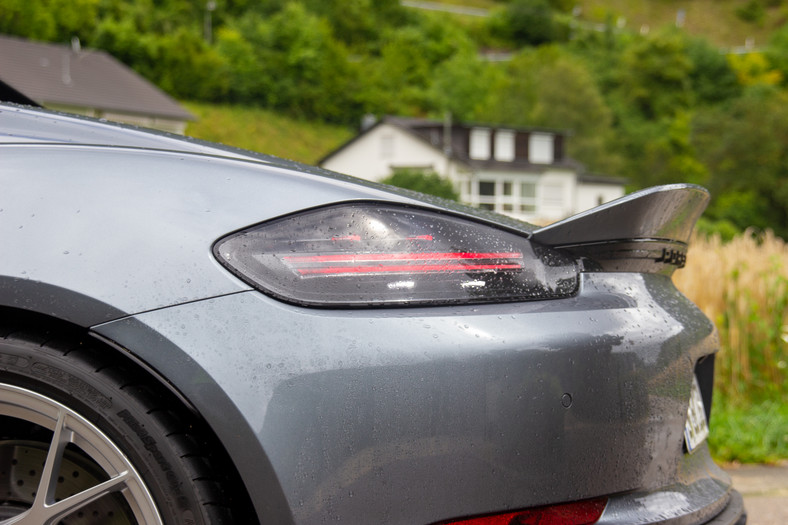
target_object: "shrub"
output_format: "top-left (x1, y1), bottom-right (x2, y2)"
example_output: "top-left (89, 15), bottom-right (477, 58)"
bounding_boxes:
top-left (381, 169), bottom-right (459, 201)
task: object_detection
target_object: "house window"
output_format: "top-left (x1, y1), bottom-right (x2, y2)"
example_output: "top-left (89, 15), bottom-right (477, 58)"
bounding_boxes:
top-left (520, 182), bottom-right (536, 213)
top-left (529, 133), bottom-right (554, 164)
top-left (471, 177), bottom-right (538, 216)
top-left (479, 181), bottom-right (496, 196)
top-left (470, 128), bottom-right (491, 160)
top-left (477, 179), bottom-right (496, 210)
top-left (494, 130), bottom-right (515, 162)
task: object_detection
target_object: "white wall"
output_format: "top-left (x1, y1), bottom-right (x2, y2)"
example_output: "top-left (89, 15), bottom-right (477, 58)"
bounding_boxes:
top-left (321, 123), bottom-right (460, 181)
top-left (575, 182), bottom-right (626, 214)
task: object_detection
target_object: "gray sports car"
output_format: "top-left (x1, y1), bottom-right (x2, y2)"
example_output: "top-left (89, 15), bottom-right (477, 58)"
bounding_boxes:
top-left (0, 103), bottom-right (745, 525)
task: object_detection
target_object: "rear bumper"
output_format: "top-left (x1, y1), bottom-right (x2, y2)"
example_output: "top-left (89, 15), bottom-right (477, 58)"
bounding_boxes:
top-left (598, 445), bottom-right (746, 524)
top-left (709, 490), bottom-right (746, 525)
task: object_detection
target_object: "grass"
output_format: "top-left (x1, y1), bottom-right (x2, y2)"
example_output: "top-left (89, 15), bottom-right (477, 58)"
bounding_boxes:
top-left (182, 101), bottom-right (354, 165)
top-left (571, 0), bottom-right (787, 48)
top-left (444, 0), bottom-right (788, 48)
top-left (410, 0), bottom-right (501, 9)
top-left (710, 399), bottom-right (788, 463)
top-left (674, 230), bottom-right (788, 463)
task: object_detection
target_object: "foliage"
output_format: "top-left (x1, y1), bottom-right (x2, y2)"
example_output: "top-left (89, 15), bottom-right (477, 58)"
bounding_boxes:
top-left (298, 0), bottom-right (410, 49)
top-left (381, 169), bottom-right (460, 201)
top-left (615, 30), bottom-right (694, 120)
top-left (427, 50), bottom-right (502, 121)
top-left (694, 218), bottom-right (741, 242)
top-left (709, 399), bottom-right (788, 463)
top-left (480, 46), bottom-right (621, 173)
top-left (675, 230), bottom-right (788, 462)
top-left (735, 0), bottom-right (767, 25)
top-left (766, 21), bottom-right (788, 82)
top-left (216, 4), bottom-right (356, 122)
top-left (183, 102), bottom-right (353, 164)
top-left (728, 52), bottom-right (783, 86)
top-left (356, 14), bottom-right (477, 117)
top-left (489, 0), bottom-right (561, 46)
top-left (685, 37), bottom-right (742, 105)
top-left (0, 0), bottom-right (100, 41)
top-left (692, 89), bottom-right (788, 238)
top-left (674, 231), bottom-right (788, 405)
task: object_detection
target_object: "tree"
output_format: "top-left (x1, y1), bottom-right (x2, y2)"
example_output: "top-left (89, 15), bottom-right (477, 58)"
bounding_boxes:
top-left (356, 14), bottom-right (477, 117)
top-left (728, 52), bottom-right (783, 86)
top-left (685, 37), bottom-right (741, 105)
top-left (489, 0), bottom-right (559, 46)
top-left (692, 89), bottom-right (788, 237)
top-left (0, 0), bottom-right (99, 41)
top-left (480, 47), bottom-right (621, 174)
top-left (216, 4), bottom-right (356, 122)
top-left (766, 21), bottom-right (788, 83)
top-left (615, 30), bottom-right (694, 120)
top-left (298, 0), bottom-right (410, 49)
top-left (428, 50), bottom-right (502, 121)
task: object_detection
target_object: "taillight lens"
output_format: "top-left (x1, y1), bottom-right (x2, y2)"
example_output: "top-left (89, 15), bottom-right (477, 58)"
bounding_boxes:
top-left (437, 497), bottom-right (608, 525)
top-left (214, 204), bottom-right (577, 307)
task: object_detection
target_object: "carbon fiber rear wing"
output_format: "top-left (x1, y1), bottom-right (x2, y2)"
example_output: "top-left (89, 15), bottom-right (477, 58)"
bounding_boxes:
top-left (532, 184), bottom-right (710, 274)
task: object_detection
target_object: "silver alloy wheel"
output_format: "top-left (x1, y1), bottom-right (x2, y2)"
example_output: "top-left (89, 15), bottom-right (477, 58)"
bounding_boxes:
top-left (0, 383), bottom-right (162, 525)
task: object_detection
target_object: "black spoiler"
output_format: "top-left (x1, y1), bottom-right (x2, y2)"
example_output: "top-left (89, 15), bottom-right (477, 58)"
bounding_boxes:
top-left (532, 184), bottom-right (710, 273)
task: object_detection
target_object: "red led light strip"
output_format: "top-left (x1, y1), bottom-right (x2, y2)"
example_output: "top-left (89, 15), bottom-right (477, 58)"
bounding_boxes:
top-left (329, 234), bottom-right (434, 242)
top-left (281, 252), bottom-right (524, 276)
top-left (284, 252), bottom-right (522, 263)
top-left (294, 263), bottom-right (522, 276)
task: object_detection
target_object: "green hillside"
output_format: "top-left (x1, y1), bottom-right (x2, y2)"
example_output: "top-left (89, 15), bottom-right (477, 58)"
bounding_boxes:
top-left (436, 0), bottom-right (785, 48)
top-left (183, 102), bottom-right (353, 165)
top-left (576, 0), bottom-right (786, 48)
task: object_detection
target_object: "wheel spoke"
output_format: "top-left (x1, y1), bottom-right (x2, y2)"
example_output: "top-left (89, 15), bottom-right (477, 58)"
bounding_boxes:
top-left (36, 410), bottom-right (71, 508)
top-left (40, 470), bottom-right (132, 523)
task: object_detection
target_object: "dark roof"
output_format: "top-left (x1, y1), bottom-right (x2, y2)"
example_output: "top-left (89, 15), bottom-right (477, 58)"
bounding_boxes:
top-left (0, 34), bottom-right (193, 121)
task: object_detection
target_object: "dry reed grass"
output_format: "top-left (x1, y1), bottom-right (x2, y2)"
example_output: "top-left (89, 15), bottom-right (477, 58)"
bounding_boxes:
top-left (674, 230), bottom-right (788, 403)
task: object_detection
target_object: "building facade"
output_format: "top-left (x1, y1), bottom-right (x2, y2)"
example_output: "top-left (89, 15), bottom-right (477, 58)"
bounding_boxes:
top-left (320, 116), bottom-right (625, 223)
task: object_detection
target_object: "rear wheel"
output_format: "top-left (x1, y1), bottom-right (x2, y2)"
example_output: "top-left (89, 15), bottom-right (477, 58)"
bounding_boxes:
top-left (0, 330), bottom-right (234, 524)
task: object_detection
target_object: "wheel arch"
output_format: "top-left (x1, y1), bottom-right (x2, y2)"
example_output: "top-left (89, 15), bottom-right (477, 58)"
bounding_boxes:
top-left (0, 306), bottom-right (265, 525)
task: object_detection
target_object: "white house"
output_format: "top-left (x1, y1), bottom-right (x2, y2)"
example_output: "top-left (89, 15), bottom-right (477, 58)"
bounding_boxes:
top-left (320, 116), bottom-right (625, 223)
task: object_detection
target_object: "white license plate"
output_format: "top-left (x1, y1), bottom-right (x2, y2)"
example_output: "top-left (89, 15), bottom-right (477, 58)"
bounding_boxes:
top-left (684, 375), bottom-right (709, 453)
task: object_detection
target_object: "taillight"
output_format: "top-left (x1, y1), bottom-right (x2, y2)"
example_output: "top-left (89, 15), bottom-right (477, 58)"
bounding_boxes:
top-left (436, 497), bottom-right (608, 525)
top-left (214, 204), bottom-right (577, 307)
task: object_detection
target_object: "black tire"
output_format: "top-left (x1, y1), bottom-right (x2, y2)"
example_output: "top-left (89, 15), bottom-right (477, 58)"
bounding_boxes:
top-left (0, 329), bottom-right (235, 524)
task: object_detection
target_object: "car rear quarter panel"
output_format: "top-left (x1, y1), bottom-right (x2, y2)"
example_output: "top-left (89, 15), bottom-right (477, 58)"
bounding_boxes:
top-left (95, 271), bottom-right (722, 525)
top-left (0, 144), bottom-right (423, 324)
